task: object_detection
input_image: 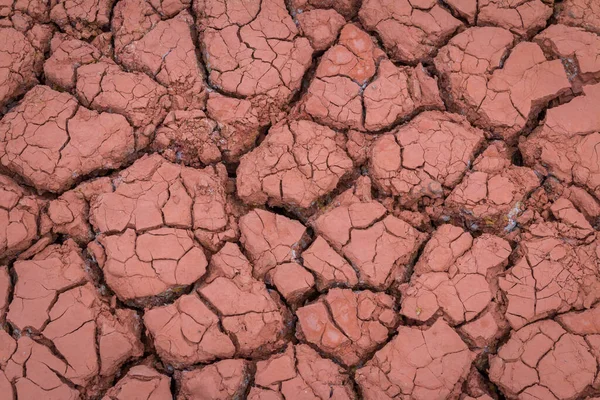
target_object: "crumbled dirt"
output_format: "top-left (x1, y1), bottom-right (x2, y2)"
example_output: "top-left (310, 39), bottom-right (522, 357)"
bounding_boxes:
top-left (2, 1), bottom-right (600, 398)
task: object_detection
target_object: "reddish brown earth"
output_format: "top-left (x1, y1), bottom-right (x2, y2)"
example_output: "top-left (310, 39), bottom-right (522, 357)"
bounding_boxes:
top-left (2, 0), bottom-right (600, 398)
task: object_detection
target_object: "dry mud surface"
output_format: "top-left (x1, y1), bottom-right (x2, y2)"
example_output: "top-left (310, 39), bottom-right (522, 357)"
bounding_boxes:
top-left (2, 0), bottom-right (600, 399)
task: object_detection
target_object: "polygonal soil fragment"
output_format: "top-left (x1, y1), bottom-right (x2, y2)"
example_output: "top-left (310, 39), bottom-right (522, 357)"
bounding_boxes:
top-left (194, 0), bottom-right (313, 115)
top-left (143, 291), bottom-right (236, 367)
top-left (103, 365), bottom-right (172, 400)
top-left (74, 60), bottom-right (170, 149)
top-left (46, 176), bottom-right (113, 244)
top-left (521, 84), bottom-right (600, 202)
top-left (311, 177), bottom-right (427, 289)
top-left (557, 0), bottom-right (600, 34)
top-left (302, 235), bottom-right (358, 290)
top-left (358, 0), bottom-right (462, 63)
top-left (239, 208), bottom-right (308, 279)
top-left (249, 343), bottom-right (357, 399)
top-left (499, 204), bottom-right (600, 329)
top-left (41, 283), bottom-right (143, 391)
top-left (3, 336), bottom-right (80, 400)
top-left (45, 35), bottom-right (171, 150)
top-left (295, 288), bottom-right (398, 366)
top-left (266, 262), bottom-right (315, 305)
top-left (237, 120), bottom-right (353, 210)
top-left (92, 228), bottom-right (208, 304)
top-left (0, 174), bottom-right (43, 260)
top-left (370, 111), bottom-right (485, 207)
top-left (356, 318), bottom-right (475, 400)
top-left (296, 9), bottom-right (345, 51)
top-left (50, 0), bottom-right (113, 39)
top-left (0, 85), bottom-right (134, 193)
top-left (400, 224), bottom-right (511, 328)
top-left (444, 141), bottom-right (540, 234)
top-left (113, 2), bottom-right (206, 110)
top-left (435, 27), bottom-right (572, 143)
top-left (0, 27), bottom-right (42, 111)
top-left (7, 240), bottom-right (88, 331)
top-left (301, 24), bottom-right (443, 132)
top-left (177, 359), bottom-right (251, 400)
top-left (445, 0), bottom-right (553, 36)
top-left (89, 154), bottom-right (235, 251)
top-left (489, 319), bottom-right (597, 399)
top-left (290, 0), bottom-right (359, 19)
top-left (152, 92), bottom-right (264, 166)
top-left (205, 92), bottom-right (263, 162)
top-left (535, 24), bottom-right (600, 89)
top-left (44, 33), bottom-right (102, 91)
top-left (197, 243), bottom-right (291, 357)
top-left (5, 241), bottom-right (143, 395)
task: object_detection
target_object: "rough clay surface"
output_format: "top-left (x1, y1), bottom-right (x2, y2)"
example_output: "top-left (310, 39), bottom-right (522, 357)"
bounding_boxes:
top-left (1, 0), bottom-right (600, 398)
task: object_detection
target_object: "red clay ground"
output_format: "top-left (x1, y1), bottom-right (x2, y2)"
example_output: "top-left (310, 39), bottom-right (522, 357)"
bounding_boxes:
top-left (1, 0), bottom-right (600, 399)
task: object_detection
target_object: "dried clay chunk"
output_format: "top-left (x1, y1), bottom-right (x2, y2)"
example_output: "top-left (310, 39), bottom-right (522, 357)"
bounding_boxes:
top-left (89, 154), bottom-right (235, 251)
top-left (400, 224), bottom-right (511, 326)
top-left (557, 0), bottom-right (600, 34)
top-left (434, 27), bottom-right (571, 143)
top-left (5, 241), bottom-right (143, 396)
top-left (370, 111), bottom-right (485, 207)
top-left (296, 288), bottom-right (399, 366)
top-left (248, 344), bottom-right (357, 399)
top-left (520, 83), bottom-right (600, 199)
top-left (144, 243), bottom-right (290, 367)
top-left (103, 366), bottom-right (172, 400)
top-left (489, 319), bottom-right (597, 400)
top-left (296, 9), bottom-right (345, 51)
top-left (311, 177), bottom-right (427, 289)
top-left (358, 0), bottom-right (462, 63)
top-left (194, 0), bottom-right (313, 112)
top-left (92, 228), bottom-right (208, 305)
top-left (301, 24), bottom-right (443, 132)
top-left (239, 208), bottom-right (308, 279)
top-left (356, 318), bottom-right (475, 400)
top-left (177, 359), bottom-right (251, 400)
top-left (0, 174), bottom-right (43, 260)
top-left (534, 24), bottom-right (600, 89)
top-left (50, 0), bottom-right (113, 39)
top-left (444, 0), bottom-right (553, 35)
top-left (444, 141), bottom-right (540, 234)
top-left (237, 120), bottom-right (353, 209)
top-left (112, 1), bottom-right (206, 110)
top-left (500, 204), bottom-right (600, 329)
top-left (0, 85), bottom-right (134, 193)
top-left (0, 27), bottom-right (42, 110)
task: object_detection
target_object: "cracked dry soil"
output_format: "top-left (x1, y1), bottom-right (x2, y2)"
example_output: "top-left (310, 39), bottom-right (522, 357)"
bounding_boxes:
top-left (1, 0), bottom-right (600, 399)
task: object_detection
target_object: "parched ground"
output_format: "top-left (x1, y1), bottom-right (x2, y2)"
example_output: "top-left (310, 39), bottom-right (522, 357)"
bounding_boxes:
top-left (1, 0), bottom-right (600, 399)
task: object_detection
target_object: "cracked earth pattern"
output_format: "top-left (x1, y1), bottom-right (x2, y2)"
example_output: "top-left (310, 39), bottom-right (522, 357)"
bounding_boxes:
top-left (2, 0), bottom-right (600, 398)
